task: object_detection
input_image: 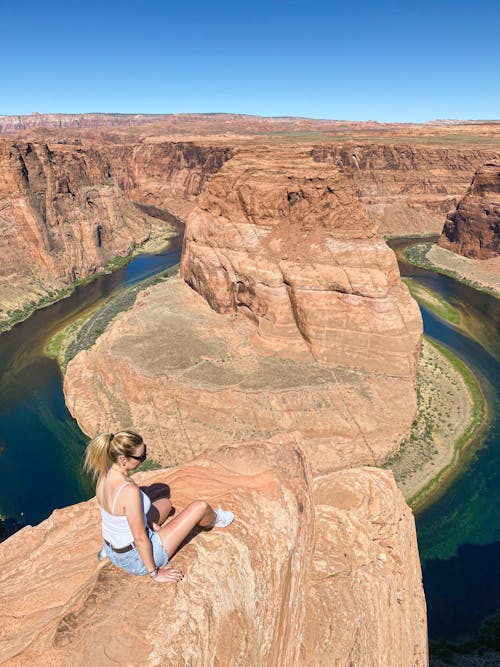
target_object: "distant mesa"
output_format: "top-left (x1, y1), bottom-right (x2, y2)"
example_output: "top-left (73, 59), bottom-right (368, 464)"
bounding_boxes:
top-left (439, 162), bottom-right (500, 259)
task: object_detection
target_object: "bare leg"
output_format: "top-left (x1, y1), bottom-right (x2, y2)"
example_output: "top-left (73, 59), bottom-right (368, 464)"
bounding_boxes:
top-left (147, 498), bottom-right (173, 528)
top-left (158, 500), bottom-right (215, 558)
top-left (141, 484), bottom-right (173, 528)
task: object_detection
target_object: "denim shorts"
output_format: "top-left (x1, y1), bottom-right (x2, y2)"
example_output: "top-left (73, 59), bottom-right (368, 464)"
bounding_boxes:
top-left (104, 527), bottom-right (168, 576)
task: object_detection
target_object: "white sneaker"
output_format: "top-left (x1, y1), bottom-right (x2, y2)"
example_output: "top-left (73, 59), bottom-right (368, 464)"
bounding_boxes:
top-left (213, 508), bottom-right (234, 528)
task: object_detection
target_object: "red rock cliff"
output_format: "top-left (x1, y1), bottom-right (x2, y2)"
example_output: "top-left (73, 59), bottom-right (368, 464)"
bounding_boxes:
top-left (0, 140), bottom-right (160, 323)
top-left (312, 144), bottom-right (500, 235)
top-left (438, 161), bottom-right (500, 258)
top-left (105, 141), bottom-right (233, 218)
top-left (0, 138), bottom-right (232, 327)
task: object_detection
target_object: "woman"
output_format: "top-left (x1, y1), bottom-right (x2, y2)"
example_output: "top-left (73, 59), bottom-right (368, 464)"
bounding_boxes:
top-left (84, 429), bottom-right (234, 584)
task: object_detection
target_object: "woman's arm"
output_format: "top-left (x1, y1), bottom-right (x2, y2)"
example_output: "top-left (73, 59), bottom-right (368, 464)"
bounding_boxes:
top-left (122, 486), bottom-right (184, 584)
top-left (123, 486), bottom-right (156, 573)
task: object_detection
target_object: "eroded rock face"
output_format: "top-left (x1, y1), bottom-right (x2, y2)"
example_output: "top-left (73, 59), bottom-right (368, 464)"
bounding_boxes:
top-left (438, 162), bottom-right (500, 259)
top-left (304, 466), bottom-right (428, 666)
top-left (105, 141), bottom-right (233, 219)
top-left (312, 144), bottom-right (500, 236)
top-left (0, 140), bottom-right (162, 320)
top-left (64, 278), bottom-right (417, 476)
top-left (0, 440), bottom-right (427, 666)
top-left (181, 147), bottom-right (422, 377)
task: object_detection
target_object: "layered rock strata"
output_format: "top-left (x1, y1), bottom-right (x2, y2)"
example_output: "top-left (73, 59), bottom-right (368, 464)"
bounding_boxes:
top-left (0, 140), bottom-right (166, 321)
top-left (105, 141), bottom-right (233, 219)
top-left (438, 162), bottom-right (500, 258)
top-left (312, 144), bottom-right (500, 236)
top-left (0, 440), bottom-right (427, 666)
top-left (181, 147), bottom-right (422, 377)
top-left (64, 277), bottom-right (417, 475)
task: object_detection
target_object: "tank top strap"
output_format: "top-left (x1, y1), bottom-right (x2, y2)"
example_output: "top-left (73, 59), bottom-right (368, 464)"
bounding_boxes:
top-left (111, 481), bottom-right (132, 514)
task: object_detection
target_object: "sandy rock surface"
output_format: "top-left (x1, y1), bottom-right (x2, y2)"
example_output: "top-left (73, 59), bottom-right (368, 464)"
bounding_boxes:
top-left (64, 277), bottom-right (417, 476)
top-left (0, 439), bottom-right (427, 666)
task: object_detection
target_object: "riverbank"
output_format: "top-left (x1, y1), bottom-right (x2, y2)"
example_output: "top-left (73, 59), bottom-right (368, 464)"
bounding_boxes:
top-left (402, 278), bottom-right (461, 324)
top-left (46, 264), bottom-right (180, 371)
top-left (0, 224), bottom-right (179, 336)
top-left (404, 242), bottom-right (500, 298)
top-left (384, 337), bottom-right (487, 512)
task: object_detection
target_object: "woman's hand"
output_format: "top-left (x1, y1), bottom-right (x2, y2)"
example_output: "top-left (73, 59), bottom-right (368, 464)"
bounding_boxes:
top-left (152, 566), bottom-right (184, 584)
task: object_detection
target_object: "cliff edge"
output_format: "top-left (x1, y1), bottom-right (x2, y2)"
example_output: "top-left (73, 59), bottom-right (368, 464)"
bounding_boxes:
top-left (0, 439), bottom-right (427, 666)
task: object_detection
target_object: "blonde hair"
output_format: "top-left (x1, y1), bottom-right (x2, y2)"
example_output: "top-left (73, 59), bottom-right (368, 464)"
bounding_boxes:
top-left (84, 429), bottom-right (143, 481)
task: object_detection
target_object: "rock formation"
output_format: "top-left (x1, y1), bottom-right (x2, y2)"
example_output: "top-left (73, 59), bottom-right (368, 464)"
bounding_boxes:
top-left (105, 141), bottom-right (233, 219)
top-left (63, 144), bottom-right (422, 478)
top-left (438, 162), bottom-right (500, 259)
top-left (0, 439), bottom-right (428, 666)
top-left (64, 277), bottom-right (418, 476)
top-left (0, 140), bottom-right (165, 324)
top-left (312, 144), bottom-right (500, 236)
top-left (181, 146), bottom-right (422, 377)
top-left (2, 117), bottom-right (499, 328)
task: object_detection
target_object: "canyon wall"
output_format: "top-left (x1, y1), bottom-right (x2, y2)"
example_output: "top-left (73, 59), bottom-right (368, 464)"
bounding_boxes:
top-left (0, 439), bottom-right (427, 666)
top-left (105, 141), bottom-right (233, 218)
top-left (2, 124), bottom-right (499, 329)
top-left (0, 140), bottom-right (157, 323)
top-left (438, 161), bottom-right (500, 258)
top-left (0, 138), bottom-right (232, 327)
top-left (312, 144), bottom-right (500, 236)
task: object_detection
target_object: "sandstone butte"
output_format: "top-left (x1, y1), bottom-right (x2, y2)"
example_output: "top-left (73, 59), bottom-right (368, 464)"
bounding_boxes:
top-left (0, 439), bottom-right (427, 666)
top-left (3, 113), bottom-right (500, 666)
top-left (438, 161), bottom-right (500, 259)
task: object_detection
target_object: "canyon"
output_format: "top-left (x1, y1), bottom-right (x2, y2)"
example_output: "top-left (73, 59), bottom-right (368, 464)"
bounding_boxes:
top-left (2, 114), bottom-right (500, 665)
top-left (1, 116), bottom-right (499, 329)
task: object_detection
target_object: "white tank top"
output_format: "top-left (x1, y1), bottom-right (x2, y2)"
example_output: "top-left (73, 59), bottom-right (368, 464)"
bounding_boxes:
top-left (99, 481), bottom-right (152, 548)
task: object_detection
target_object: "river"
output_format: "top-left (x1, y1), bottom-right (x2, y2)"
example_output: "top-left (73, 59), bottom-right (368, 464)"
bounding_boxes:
top-left (389, 238), bottom-right (500, 645)
top-left (0, 229), bottom-right (183, 534)
top-left (0, 233), bottom-right (498, 646)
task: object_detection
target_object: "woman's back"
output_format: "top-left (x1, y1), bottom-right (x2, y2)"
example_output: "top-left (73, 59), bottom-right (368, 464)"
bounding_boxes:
top-left (97, 477), bottom-right (151, 548)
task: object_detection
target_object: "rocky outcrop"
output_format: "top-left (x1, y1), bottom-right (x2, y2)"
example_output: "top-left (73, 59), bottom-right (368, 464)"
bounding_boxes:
top-left (0, 439), bottom-right (427, 666)
top-left (64, 277), bottom-right (418, 476)
top-left (181, 146), bottom-right (422, 377)
top-left (312, 144), bottom-right (500, 236)
top-left (438, 162), bottom-right (500, 258)
top-left (0, 140), bottom-right (167, 323)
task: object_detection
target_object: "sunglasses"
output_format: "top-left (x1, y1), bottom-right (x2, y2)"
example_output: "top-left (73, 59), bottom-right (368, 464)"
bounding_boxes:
top-left (128, 445), bottom-right (147, 462)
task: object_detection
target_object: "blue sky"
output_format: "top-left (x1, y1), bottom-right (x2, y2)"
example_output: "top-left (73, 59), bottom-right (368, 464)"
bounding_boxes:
top-left (1, 0), bottom-right (498, 122)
